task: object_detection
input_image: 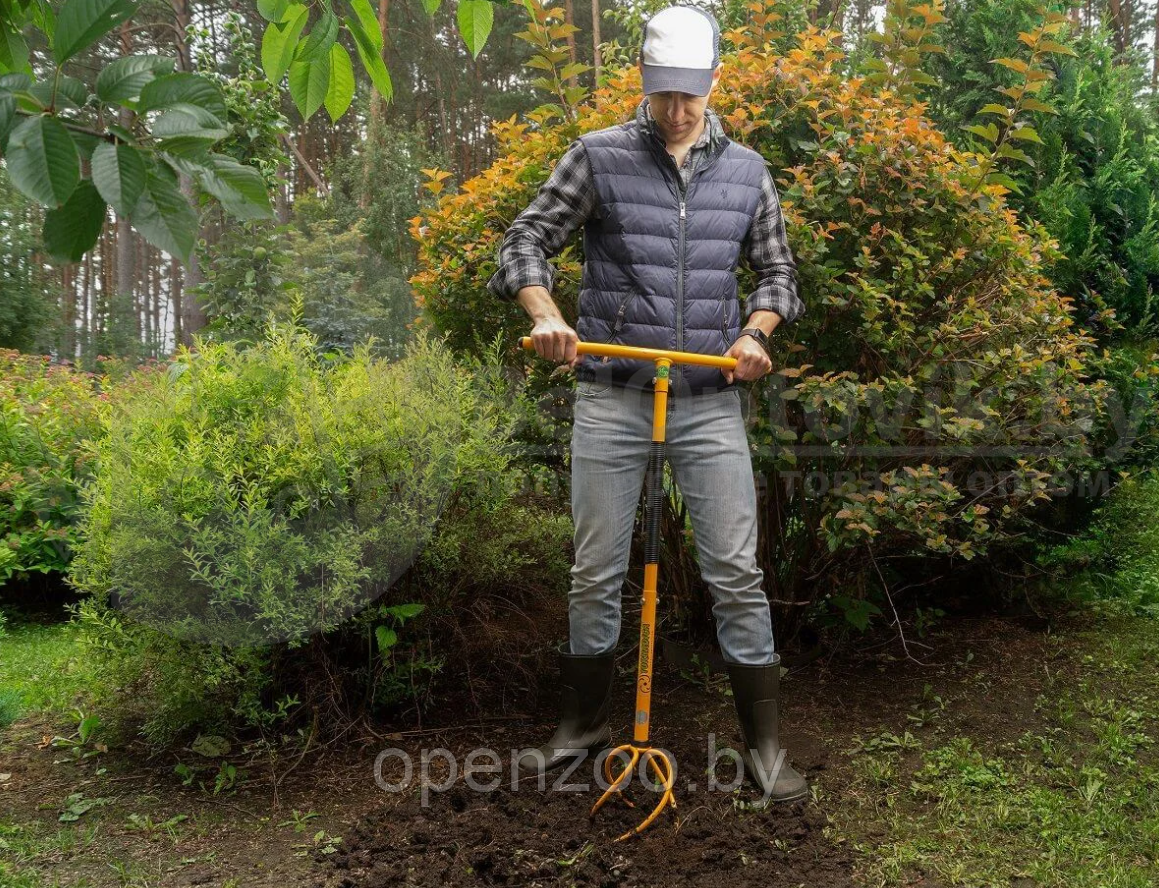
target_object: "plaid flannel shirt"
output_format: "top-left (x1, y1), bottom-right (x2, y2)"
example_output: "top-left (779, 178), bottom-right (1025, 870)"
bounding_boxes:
top-left (486, 99), bottom-right (804, 327)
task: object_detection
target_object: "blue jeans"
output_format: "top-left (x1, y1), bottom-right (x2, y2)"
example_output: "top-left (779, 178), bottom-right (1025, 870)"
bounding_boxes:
top-left (568, 378), bottom-right (776, 666)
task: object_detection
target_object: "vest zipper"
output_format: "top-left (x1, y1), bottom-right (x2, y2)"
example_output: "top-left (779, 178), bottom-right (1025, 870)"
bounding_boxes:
top-left (646, 116), bottom-right (728, 393)
top-left (601, 291), bottom-right (639, 362)
top-left (677, 198), bottom-right (685, 384)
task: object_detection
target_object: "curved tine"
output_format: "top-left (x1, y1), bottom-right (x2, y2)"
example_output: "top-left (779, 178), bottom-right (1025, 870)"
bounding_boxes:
top-left (603, 745), bottom-right (635, 786)
top-left (610, 752), bottom-right (678, 841)
top-left (616, 794), bottom-right (675, 841)
top-left (590, 746), bottom-right (639, 818)
top-left (615, 785), bottom-right (676, 841)
top-left (644, 749), bottom-right (676, 793)
top-left (606, 745), bottom-right (639, 810)
top-left (646, 752), bottom-right (677, 813)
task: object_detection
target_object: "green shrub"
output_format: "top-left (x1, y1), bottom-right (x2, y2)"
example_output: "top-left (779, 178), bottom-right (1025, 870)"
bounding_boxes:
top-left (1086, 339), bottom-right (1159, 470)
top-left (924, 0), bottom-right (1159, 339)
top-left (1037, 467), bottom-right (1159, 618)
top-left (0, 349), bottom-right (143, 588)
top-left (67, 322), bottom-right (572, 747)
top-left (69, 319), bottom-right (509, 647)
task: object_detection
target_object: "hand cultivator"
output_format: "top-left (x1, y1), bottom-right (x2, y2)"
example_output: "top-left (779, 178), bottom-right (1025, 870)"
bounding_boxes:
top-left (520, 336), bottom-right (739, 841)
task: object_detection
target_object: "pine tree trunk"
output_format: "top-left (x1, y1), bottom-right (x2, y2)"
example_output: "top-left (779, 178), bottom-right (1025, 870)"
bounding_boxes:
top-left (115, 23), bottom-right (136, 342)
top-left (81, 252), bottom-right (92, 359)
top-left (61, 266), bottom-right (75, 361)
top-left (170, 257), bottom-right (183, 349)
top-left (363, 0), bottom-right (392, 207)
top-left (1152, 0), bottom-right (1158, 92)
top-left (564, 0), bottom-right (578, 88)
top-left (591, 0), bottom-right (602, 87)
top-left (1107, 0), bottom-right (1127, 58)
top-left (170, 0), bottom-right (205, 345)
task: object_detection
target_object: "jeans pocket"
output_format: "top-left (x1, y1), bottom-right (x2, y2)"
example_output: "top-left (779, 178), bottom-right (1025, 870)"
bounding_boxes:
top-left (576, 379), bottom-right (613, 398)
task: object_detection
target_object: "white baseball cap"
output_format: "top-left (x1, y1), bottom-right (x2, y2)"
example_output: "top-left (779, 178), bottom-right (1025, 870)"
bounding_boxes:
top-left (639, 5), bottom-right (721, 97)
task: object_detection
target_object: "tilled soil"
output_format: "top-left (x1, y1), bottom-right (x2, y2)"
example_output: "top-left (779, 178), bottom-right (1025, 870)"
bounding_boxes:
top-left (312, 612), bottom-right (1057, 888)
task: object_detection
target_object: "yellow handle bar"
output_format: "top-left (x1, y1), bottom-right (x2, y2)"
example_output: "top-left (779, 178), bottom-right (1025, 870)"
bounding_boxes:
top-left (519, 336), bottom-right (737, 370)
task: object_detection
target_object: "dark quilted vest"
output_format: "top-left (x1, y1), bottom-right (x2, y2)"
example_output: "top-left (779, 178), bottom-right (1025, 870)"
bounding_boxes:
top-left (573, 111), bottom-right (767, 395)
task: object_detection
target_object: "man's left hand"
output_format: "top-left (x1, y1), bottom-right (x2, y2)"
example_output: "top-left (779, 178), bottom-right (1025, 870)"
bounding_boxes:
top-left (723, 335), bottom-right (772, 384)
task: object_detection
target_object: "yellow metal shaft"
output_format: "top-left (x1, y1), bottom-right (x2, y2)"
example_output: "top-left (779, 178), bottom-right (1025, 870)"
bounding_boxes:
top-left (519, 336), bottom-right (737, 372)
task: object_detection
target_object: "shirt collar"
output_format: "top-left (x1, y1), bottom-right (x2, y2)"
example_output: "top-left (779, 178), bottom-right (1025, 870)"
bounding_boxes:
top-left (637, 97), bottom-right (723, 154)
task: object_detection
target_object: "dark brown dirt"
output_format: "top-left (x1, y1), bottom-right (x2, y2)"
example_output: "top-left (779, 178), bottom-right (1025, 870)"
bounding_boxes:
top-left (306, 611), bottom-right (1069, 888)
top-left (2, 609), bottom-right (1075, 887)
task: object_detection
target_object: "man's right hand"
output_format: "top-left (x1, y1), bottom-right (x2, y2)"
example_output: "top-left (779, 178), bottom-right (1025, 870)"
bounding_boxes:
top-left (529, 316), bottom-right (581, 370)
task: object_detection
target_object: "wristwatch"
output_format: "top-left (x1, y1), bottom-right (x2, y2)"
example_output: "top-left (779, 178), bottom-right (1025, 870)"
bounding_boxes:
top-left (737, 326), bottom-right (770, 353)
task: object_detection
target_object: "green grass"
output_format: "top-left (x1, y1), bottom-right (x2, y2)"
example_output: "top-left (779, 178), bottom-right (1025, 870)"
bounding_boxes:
top-left (0, 818), bottom-right (100, 888)
top-left (0, 616), bottom-right (91, 717)
top-left (835, 615), bottom-right (1159, 888)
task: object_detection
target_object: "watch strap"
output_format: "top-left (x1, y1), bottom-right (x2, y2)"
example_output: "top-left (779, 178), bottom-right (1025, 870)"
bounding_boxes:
top-left (738, 327), bottom-right (770, 352)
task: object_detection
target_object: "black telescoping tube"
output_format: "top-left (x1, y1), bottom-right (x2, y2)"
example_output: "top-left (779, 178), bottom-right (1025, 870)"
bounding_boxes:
top-left (643, 441), bottom-right (665, 564)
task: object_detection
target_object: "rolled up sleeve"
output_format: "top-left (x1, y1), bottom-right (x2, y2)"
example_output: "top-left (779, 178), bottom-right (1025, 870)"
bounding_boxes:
top-left (487, 140), bottom-right (595, 301)
top-left (743, 168), bottom-right (804, 325)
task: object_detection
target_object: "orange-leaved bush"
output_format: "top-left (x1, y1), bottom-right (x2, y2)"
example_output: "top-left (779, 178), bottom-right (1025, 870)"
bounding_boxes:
top-left (409, 2), bottom-right (1113, 639)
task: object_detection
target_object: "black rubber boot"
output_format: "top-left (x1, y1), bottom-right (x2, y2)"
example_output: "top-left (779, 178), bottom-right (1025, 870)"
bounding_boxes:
top-left (516, 643), bottom-right (615, 777)
top-left (725, 655), bottom-right (809, 801)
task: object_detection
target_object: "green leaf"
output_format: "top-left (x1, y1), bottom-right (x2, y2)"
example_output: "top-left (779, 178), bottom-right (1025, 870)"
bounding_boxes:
top-left (346, 14), bottom-right (392, 102)
top-left (457, 0), bottom-right (493, 59)
top-left (0, 73), bottom-right (33, 91)
top-left (288, 56), bottom-right (328, 121)
top-left (95, 55), bottom-right (174, 104)
top-left (0, 18), bottom-right (31, 74)
top-left (54, 0), bottom-right (137, 64)
top-left (129, 168), bottom-right (196, 262)
top-left (421, 0), bottom-right (441, 16)
top-left (0, 93), bottom-right (15, 145)
top-left (151, 106), bottom-right (229, 155)
top-left (1007, 125), bottom-right (1043, 144)
top-left (986, 172), bottom-right (1024, 195)
top-left (256, 0), bottom-right (290, 21)
top-left (43, 179), bottom-right (106, 261)
top-left (196, 154), bottom-right (273, 221)
top-left (324, 43), bottom-right (354, 122)
top-left (961, 122), bottom-right (998, 144)
top-left (90, 141), bottom-right (146, 216)
top-left (559, 62), bottom-right (591, 80)
top-left (29, 75), bottom-right (88, 110)
top-left (138, 73), bottom-right (226, 118)
top-left (261, 5), bottom-right (309, 84)
top-left (295, 9), bottom-right (338, 64)
top-left (31, 3), bottom-right (58, 38)
top-left (385, 603), bottom-right (425, 620)
top-left (5, 115), bottom-right (79, 207)
top-left (294, 8), bottom-right (338, 66)
top-left (1039, 39), bottom-right (1077, 56)
top-left (996, 142), bottom-right (1034, 167)
top-left (348, 0), bottom-right (382, 51)
top-left (977, 102), bottom-right (1009, 117)
top-left (375, 626), bottom-right (398, 652)
top-left (1021, 97), bottom-right (1057, 115)
top-left (190, 734), bottom-right (231, 758)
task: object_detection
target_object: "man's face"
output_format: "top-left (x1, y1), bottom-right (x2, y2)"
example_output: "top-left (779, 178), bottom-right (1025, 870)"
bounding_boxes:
top-left (637, 61), bottom-right (722, 144)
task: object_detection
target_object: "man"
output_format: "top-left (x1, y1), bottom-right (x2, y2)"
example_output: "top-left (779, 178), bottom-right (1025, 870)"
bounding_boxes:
top-left (487, 4), bottom-right (807, 801)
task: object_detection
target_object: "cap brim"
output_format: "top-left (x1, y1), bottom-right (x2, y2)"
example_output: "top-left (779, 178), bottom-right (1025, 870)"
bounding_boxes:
top-left (641, 64), bottom-right (713, 97)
